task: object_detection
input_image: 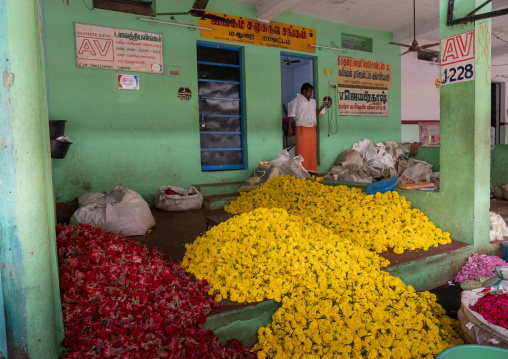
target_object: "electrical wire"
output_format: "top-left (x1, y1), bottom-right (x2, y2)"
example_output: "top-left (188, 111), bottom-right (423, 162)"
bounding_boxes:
top-left (327, 85), bottom-right (339, 136)
top-left (492, 33), bottom-right (508, 45)
top-left (82, 0), bottom-right (94, 10)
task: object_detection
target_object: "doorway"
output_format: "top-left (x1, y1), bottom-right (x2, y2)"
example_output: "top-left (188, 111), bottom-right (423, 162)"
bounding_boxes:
top-left (491, 82), bottom-right (504, 145)
top-left (280, 54), bottom-right (314, 149)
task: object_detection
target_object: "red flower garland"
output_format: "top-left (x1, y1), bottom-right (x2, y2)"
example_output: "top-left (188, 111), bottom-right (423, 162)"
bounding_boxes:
top-left (57, 223), bottom-right (256, 358)
top-left (470, 293), bottom-right (508, 330)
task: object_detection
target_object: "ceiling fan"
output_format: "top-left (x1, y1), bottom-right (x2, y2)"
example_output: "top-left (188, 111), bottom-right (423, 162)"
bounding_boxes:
top-left (282, 57), bottom-right (301, 65)
top-left (389, 0), bottom-right (440, 56)
top-left (153, 0), bottom-right (235, 25)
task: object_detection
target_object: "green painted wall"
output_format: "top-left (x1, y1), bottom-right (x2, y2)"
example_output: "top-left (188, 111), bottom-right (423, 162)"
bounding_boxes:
top-left (1, 0), bottom-right (64, 356)
top-left (491, 145), bottom-right (508, 188)
top-left (413, 146), bottom-right (441, 172)
top-left (42, 0), bottom-right (401, 203)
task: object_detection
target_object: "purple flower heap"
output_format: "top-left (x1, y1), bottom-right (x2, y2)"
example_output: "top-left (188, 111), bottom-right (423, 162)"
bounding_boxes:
top-left (454, 253), bottom-right (508, 284)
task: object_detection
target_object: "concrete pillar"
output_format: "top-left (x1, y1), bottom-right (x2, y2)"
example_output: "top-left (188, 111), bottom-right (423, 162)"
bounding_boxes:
top-left (0, 0), bottom-right (64, 357)
top-left (439, 0), bottom-right (491, 248)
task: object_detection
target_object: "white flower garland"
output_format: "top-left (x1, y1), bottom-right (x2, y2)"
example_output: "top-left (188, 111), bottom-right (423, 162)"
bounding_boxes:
top-left (489, 211), bottom-right (508, 241)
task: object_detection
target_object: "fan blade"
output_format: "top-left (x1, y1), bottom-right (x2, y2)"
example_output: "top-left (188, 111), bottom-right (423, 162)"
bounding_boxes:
top-left (153, 11), bottom-right (191, 16)
top-left (203, 13), bottom-right (236, 24)
top-left (400, 50), bottom-right (411, 56)
top-left (290, 60), bottom-right (300, 63)
top-left (389, 42), bottom-right (411, 48)
top-left (421, 43), bottom-right (440, 49)
top-left (192, 0), bottom-right (209, 10)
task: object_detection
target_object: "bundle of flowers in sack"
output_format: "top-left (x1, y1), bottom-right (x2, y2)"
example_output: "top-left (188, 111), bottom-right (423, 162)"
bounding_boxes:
top-left (57, 223), bottom-right (256, 359)
top-left (490, 211), bottom-right (508, 241)
top-left (183, 208), bottom-right (464, 358)
top-left (454, 253), bottom-right (508, 284)
top-left (225, 175), bottom-right (451, 254)
top-left (470, 290), bottom-right (508, 330)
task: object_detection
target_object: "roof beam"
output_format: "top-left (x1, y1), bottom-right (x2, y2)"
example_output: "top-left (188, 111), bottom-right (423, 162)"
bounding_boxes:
top-left (256, 0), bottom-right (303, 21)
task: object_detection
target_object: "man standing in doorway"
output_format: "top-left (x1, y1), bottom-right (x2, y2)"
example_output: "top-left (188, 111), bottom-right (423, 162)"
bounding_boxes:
top-left (287, 83), bottom-right (327, 174)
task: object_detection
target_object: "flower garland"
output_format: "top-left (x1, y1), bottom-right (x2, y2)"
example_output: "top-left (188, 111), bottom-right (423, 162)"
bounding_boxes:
top-left (454, 253), bottom-right (508, 284)
top-left (57, 224), bottom-right (256, 358)
top-left (490, 211), bottom-right (508, 242)
top-left (183, 208), bottom-right (464, 358)
top-left (470, 293), bottom-right (508, 330)
top-left (225, 175), bottom-right (451, 254)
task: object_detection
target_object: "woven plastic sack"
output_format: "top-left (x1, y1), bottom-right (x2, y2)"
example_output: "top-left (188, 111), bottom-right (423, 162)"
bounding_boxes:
top-left (269, 150), bottom-right (310, 179)
top-left (458, 285), bottom-right (508, 349)
top-left (154, 186), bottom-right (203, 211)
top-left (71, 185), bottom-right (155, 236)
top-left (238, 162), bottom-right (279, 192)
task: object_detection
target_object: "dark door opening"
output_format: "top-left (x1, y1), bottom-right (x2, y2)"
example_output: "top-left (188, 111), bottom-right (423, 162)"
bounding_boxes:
top-left (280, 54), bottom-right (314, 150)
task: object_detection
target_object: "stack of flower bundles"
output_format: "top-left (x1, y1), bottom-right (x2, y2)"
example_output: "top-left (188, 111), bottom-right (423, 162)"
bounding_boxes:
top-left (183, 176), bottom-right (463, 358)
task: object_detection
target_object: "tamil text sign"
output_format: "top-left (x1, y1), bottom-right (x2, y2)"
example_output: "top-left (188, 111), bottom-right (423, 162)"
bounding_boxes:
top-left (75, 23), bottom-right (163, 73)
top-left (337, 57), bottom-right (391, 89)
top-left (199, 12), bottom-right (316, 53)
top-left (338, 87), bottom-right (388, 116)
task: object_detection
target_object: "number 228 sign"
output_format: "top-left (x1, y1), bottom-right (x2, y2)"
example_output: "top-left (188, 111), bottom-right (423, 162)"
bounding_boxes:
top-left (440, 30), bottom-right (475, 85)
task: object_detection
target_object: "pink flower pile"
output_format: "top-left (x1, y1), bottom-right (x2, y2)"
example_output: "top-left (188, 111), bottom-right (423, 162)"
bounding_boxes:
top-left (57, 223), bottom-right (257, 359)
top-left (471, 293), bottom-right (508, 330)
top-left (454, 253), bottom-right (508, 284)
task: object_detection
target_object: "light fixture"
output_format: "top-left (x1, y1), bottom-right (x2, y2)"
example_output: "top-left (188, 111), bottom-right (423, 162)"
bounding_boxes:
top-left (310, 44), bottom-right (356, 53)
top-left (138, 17), bottom-right (212, 30)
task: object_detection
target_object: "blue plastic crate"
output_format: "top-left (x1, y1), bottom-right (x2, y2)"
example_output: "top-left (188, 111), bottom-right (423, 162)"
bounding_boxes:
top-left (366, 176), bottom-right (398, 195)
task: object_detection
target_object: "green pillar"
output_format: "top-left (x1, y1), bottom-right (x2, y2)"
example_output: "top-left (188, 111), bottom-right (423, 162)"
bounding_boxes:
top-left (438, 0), bottom-right (491, 248)
top-left (0, 0), bottom-right (64, 357)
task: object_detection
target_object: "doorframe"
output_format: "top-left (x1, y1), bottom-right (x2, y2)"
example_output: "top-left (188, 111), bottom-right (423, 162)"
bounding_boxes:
top-left (279, 53), bottom-right (317, 151)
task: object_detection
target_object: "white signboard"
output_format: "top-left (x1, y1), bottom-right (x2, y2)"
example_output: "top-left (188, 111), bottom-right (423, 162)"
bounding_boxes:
top-left (338, 87), bottom-right (388, 116)
top-left (440, 30), bottom-right (475, 86)
top-left (75, 23), bottom-right (163, 73)
top-left (118, 74), bottom-right (139, 90)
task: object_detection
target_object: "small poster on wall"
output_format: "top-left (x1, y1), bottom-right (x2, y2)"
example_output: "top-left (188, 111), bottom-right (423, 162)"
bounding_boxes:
top-left (75, 23), bottom-right (163, 73)
top-left (419, 121), bottom-right (440, 146)
top-left (338, 87), bottom-right (388, 116)
top-left (118, 74), bottom-right (139, 90)
top-left (440, 30), bottom-right (475, 86)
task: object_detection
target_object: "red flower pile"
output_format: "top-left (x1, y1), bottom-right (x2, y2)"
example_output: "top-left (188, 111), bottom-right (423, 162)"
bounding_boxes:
top-left (57, 223), bottom-right (256, 358)
top-left (470, 293), bottom-right (508, 330)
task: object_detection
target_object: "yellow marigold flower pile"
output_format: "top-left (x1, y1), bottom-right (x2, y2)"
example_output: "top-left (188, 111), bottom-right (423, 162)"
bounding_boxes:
top-left (182, 207), bottom-right (463, 358)
top-left (183, 208), bottom-right (389, 303)
top-left (225, 175), bottom-right (451, 254)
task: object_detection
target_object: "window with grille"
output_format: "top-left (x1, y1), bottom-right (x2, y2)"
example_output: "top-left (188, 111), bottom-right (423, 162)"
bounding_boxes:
top-left (196, 43), bottom-right (245, 171)
top-left (341, 34), bottom-right (372, 52)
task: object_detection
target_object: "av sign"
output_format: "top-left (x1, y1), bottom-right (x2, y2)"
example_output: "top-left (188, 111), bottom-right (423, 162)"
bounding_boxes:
top-left (440, 30), bottom-right (475, 85)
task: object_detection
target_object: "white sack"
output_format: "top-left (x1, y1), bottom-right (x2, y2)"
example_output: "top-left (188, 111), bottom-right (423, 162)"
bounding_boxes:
top-left (352, 139), bottom-right (377, 162)
top-left (324, 166), bottom-right (373, 183)
top-left (397, 159), bottom-right (433, 184)
top-left (270, 150), bottom-right (310, 178)
top-left (154, 186), bottom-right (203, 211)
top-left (72, 185), bottom-right (155, 236)
top-left (334, 150), bottom-right (366, 172)
top-left (383, 141), bottom-right (403, 161)
top-left (458, 285), bottom-right (508, 349)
